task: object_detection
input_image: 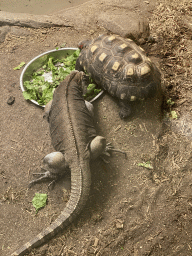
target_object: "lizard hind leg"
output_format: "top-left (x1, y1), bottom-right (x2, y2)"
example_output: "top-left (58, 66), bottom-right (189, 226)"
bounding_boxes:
top-left (29, 152), bottom-right (67, 188)
top-left (43, 152), bottom-right (66, 174)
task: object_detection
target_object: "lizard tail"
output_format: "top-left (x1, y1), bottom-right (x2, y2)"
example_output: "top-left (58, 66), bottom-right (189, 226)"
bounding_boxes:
top-left (11, 209), bottom-right (70, 256)
top-left (11, 166), bottom-right (90, 256)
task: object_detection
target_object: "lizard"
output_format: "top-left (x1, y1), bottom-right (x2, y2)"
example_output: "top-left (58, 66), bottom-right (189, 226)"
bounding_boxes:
top-left (11, 70), bottom-right (109, 256)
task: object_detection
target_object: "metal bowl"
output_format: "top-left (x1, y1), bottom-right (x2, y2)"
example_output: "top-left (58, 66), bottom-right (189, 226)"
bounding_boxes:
top-left (20, 48), bottom-right (103, 107)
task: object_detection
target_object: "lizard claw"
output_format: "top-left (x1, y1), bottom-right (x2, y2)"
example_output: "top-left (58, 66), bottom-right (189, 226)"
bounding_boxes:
top-left (48, 180), bottom-right (56, 190)
top-left (100, 156), bottom-right (110, 164)
top-left (99, 143), bottom-right (127, 163)
top-left (105, 143), bottom-right (127, 158)
top-left (28, 171), bottom-right (56, 188)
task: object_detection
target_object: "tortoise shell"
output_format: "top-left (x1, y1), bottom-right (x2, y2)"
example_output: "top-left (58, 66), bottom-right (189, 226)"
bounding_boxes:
top-left (75, 34), bottom-right (161, 102)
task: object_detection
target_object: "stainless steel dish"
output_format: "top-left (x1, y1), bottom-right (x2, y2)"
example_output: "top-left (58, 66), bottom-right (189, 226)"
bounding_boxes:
top-left (20, 48), bottom-right (103, 107)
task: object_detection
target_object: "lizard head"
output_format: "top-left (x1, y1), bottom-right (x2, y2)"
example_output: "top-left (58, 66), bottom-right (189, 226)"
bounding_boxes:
top-left (72, 71), bottom-right (90, 94)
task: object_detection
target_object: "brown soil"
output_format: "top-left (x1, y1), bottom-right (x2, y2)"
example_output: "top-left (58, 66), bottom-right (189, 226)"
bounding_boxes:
top-left (0, 0), bottom-right (192, 255)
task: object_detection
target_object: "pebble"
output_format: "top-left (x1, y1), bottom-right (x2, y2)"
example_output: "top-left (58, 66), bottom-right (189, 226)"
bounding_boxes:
top-left (7, 96), bottom-right (15, 105)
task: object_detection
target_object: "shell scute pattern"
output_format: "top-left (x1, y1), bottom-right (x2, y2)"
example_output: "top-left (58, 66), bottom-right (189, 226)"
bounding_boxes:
top-left (123, 64), bottom-right (135, 79)
top-left (125, 50), bottom-right (143, 65)
top-left (113, 44), bottom-right (133, 57)
top-left (76, 34), bottom-right (161, 102)
top-left (105, 57), bottom-right (123, 76)
top-left (94, 49), bottom-right (111, 71)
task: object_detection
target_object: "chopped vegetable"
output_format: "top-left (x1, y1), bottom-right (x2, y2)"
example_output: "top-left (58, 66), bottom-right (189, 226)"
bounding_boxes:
top-left (167, 98), bottom-right (175, 106)
top-left (138, 161), bottom-right (153, 170)
top-left (23, 49), bottom-right (100, 105)
top-left (13, 62), bottom-right (25, 70)
top-left (83, 83), bottom-right (101, 101)
top-left (170, 110), bottom-right (178, 119)
top-left (32, 193), bottom-right (48, 213)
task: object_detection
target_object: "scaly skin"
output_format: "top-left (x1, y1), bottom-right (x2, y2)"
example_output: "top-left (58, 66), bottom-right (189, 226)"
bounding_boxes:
top-left (11, 71), bottom-right (106, 256)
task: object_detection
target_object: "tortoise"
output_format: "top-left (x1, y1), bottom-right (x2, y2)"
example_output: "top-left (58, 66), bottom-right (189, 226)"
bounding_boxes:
top-left (75, 34), bottom-right (161, 119)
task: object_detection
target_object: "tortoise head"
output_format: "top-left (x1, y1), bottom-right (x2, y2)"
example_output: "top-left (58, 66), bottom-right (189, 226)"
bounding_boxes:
top-left (77, 39), bottom-right (91, 50)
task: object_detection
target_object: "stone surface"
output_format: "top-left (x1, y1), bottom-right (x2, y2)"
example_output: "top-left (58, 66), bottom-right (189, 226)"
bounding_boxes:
top-left (0, 11), bottom-right (73, 28)
top-left (0, 26), bottom-right (10, 43)
top-left (0, 0), bottom-right (157, 40)
top-left (97, 14), bottom-right (150, 40)
top-left (10, 27), bottom-right (31, 37)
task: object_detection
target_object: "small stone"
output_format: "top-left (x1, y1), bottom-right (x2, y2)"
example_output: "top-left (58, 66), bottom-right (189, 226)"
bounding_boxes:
top-left (138, 38), bottom-right (146, 45)
top-left (7, 96), bottom-right (15, 105)
top-left (116, 222), bottom-right (124, 229)
top-left (130, 96), bottom-right (136, 101)
top-left (93, 237), bottom-right (99, 247)
top-left (147, 35), bottom-right (156, 44)
top-left (116, 219), bottom-right (124, 229)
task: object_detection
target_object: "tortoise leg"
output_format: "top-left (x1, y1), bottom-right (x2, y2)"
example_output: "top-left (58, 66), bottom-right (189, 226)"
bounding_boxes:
top-left (119, 100), bottom-right (132, 119)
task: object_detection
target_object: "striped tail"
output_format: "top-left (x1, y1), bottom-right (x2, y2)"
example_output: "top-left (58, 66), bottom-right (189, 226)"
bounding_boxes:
top-left (11, 208), bottom-right (71, 256)
top-left (11, 168), bottom-right (88, 256)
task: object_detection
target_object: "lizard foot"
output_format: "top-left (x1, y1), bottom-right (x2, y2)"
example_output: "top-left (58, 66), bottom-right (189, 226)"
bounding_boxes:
top-left (100, 143), bottom-right (127, 164)
top-left (100, 143), bottom-right (127, 163)
top-left (105, 143), bottom-right (127, 158)
top-left (28, 170), bottom-right (57, 188)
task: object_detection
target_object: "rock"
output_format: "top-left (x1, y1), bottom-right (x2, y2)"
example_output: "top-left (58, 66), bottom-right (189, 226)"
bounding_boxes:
top-left (10, 26), bottom-right (31, 37)
top-left (7, 96), bottom-right (15, 105)
top-left (116, 222), bottom-right (124, 229)
top-left (93, 237), bottom-right (99, 247)
top-left (115, 219), bottom-right (124, 229)
top-left (97, 14), bottom-right (150, 41)
top-left (0, 0), bottom-right (155, 37)
top-left (0, 26), bottom-right (10, 43)
top-left (0, 11), bottom-right (72, 29)
top-left (138, 38), bottom-right (146, 45)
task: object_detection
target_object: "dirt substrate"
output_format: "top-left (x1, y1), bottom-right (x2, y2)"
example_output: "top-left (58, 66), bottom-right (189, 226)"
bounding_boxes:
top-left (0, 0), bottom-right (192, 255)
